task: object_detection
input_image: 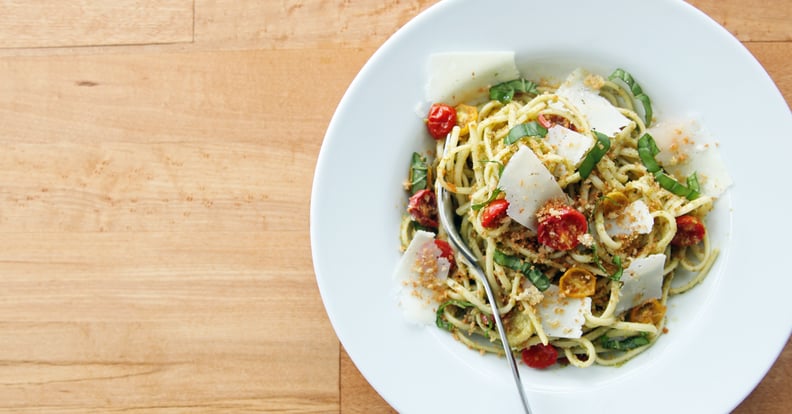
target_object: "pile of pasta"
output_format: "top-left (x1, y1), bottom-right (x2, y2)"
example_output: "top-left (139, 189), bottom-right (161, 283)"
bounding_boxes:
top-left (399, 68), bottom-right (721, 368)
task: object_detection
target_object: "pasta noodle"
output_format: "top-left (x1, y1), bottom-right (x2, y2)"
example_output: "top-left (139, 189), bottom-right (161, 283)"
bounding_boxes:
top-left (400, 68), bottom-right (720, 368)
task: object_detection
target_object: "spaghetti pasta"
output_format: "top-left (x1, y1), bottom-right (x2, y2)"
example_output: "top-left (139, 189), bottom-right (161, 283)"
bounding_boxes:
top-left (399, 67), bottom-right (722, 369)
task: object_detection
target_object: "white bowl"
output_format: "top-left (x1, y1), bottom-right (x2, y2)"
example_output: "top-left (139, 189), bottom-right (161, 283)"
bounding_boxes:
top-left (311, 0), bottom-right (792, 412)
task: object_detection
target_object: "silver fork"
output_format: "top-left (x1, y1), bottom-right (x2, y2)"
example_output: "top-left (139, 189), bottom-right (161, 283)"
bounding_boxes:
top-left (435, 140), bottom-right (532, 414)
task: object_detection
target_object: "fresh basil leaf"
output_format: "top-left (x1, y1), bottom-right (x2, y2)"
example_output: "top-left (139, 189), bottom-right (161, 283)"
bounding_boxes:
top-left (599, 333), bottom-right (650, 351)
top-left (489, 78), bottom-right (538, 103)
top-left (609, 68), bottom-right (653, 126)
top-left (436, 300), bottom-right (473, 331)
top-left (409, 152), bottom-right (428, 194)
top-left (493, 250), bottom-right (550, 291)
top-left (578, 131), bottom-right (611, 179)
top-left (471, 188), bottom-right (502, 211)
top-left (504, 122), bottom-right (548, 145)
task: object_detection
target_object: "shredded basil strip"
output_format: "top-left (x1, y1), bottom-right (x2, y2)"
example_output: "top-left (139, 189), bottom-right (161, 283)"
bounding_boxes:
top-left (471, 188), bottom-right (502, 211)
top-left (489, 78), bottom-right (539, 103)
top-left (599, 333), bottom-right (650, 351)
top-left (637, 134), bottom-right (700, 200)
top-left (493, 250), bottom-right (550, 291)
top-left (591, 243), bottom-right (607, 274)
top-left (409, 152), bottom-right (428, 194)
top-left (504, 122), bottom-right (548, 145)
top-left (654, 171), bottom-right (700, 200)
top-left (578, 131), bottom-right (611, 179)
top-left (436, 300), bottom-right (473, 331)
top-left (637, 134), bottom-right (661, 173)
top-left (687, 172), bottom-right (701, 193)
top-left (608, 68), bottom-right (653, 126)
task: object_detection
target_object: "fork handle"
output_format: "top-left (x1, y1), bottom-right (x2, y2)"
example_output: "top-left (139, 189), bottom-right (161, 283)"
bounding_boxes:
top-left (467, 261), bottom-right (533, 414)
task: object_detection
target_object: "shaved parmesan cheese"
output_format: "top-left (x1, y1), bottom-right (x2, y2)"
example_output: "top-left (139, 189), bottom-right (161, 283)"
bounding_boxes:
top-left (536, 285), bottom-right (591, 339)
top-left (545, 125), bottom-right (595, 166)
top-left (605, 200), bottom-right (654, 238)
top-left (425, 52), bottom-right (521, 105)
top-left (393, 230), bottom-right (451, 325)
top-left (648, 118), bottom-right (732, 197)
top-left (554, 69), bottom-right (631, 137)
top-left (615, 254), bottom-right (666, 315)
top-left (499, 145), bottom-right (566, 232)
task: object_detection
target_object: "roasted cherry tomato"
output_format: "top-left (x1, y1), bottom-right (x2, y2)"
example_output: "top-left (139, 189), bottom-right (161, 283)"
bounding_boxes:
top-left (628, 299), bottom-right (667, 325)
top-left (480, 199), bottom-right (510, 228)
top-left (671, 215), bottom-right (705, 247)
top-left (426, 103), bottom-right (457, 139)
top-left (521, 343), bottom-right (558, 369)
top-left (537, 113), bottom-right (577, 131)
top-left (536, 201), bottom-right (588, 251)
top-left (407, 188), bottom-right (438, 228)
top-left (559, 267), bottom-right (596, 298)
top-left (537, 113), bottom-right (554, 129)
top-left (433, 239), bottom-right (456, 271)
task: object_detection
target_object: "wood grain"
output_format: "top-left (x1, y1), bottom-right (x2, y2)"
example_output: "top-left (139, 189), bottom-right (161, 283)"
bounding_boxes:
top-left (193, 0), bottom-right (437, 49)
top-left (341, 349), bottom-right (396, 414)
top-left (688, 0), bottom-right (792, 41)
top-left (0, 48), bottom-right (372, 412)
top-left (0, 0), bottom-right (788, 413)
top-left (0, 0), bottom-right (194, 49)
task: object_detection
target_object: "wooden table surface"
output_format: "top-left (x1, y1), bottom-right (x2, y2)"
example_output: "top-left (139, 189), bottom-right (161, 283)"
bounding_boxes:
top-left (0, 1), bottom-right (788, 413)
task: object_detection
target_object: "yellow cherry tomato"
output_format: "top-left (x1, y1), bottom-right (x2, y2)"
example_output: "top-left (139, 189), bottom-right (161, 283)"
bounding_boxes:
top-left (559, 267), bottom-right (596, 298)
top-left (454, 104), bottom-right (478, 135)
top-left (628, 299), bottom-right (667, 325)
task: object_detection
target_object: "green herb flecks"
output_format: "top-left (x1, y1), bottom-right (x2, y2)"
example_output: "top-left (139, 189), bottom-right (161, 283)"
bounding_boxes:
top-left (610, 255), bottom-right (623, 281)
top-left (590, 242), bottom-right (623, 282)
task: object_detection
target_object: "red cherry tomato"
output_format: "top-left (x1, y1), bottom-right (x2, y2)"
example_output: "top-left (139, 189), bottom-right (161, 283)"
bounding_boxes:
top-left (536, 201), bottom-right (588, 251)
top-left (671, 215), bottom-right (706, 247)
top-left (521, 343), bottom-right (558, 369)
top-left (537, 113), bottom-right (554, 129)
top-left (426, 103), bottom-right (457, 139)
top-left (433, 239), bottom-right (456, 271)
top-left (537, 113), bottom-right (577, 131)
top-left (480, 199), bottom-right (510, 228)
top-left (407, 189), bottom-right (438, 228)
